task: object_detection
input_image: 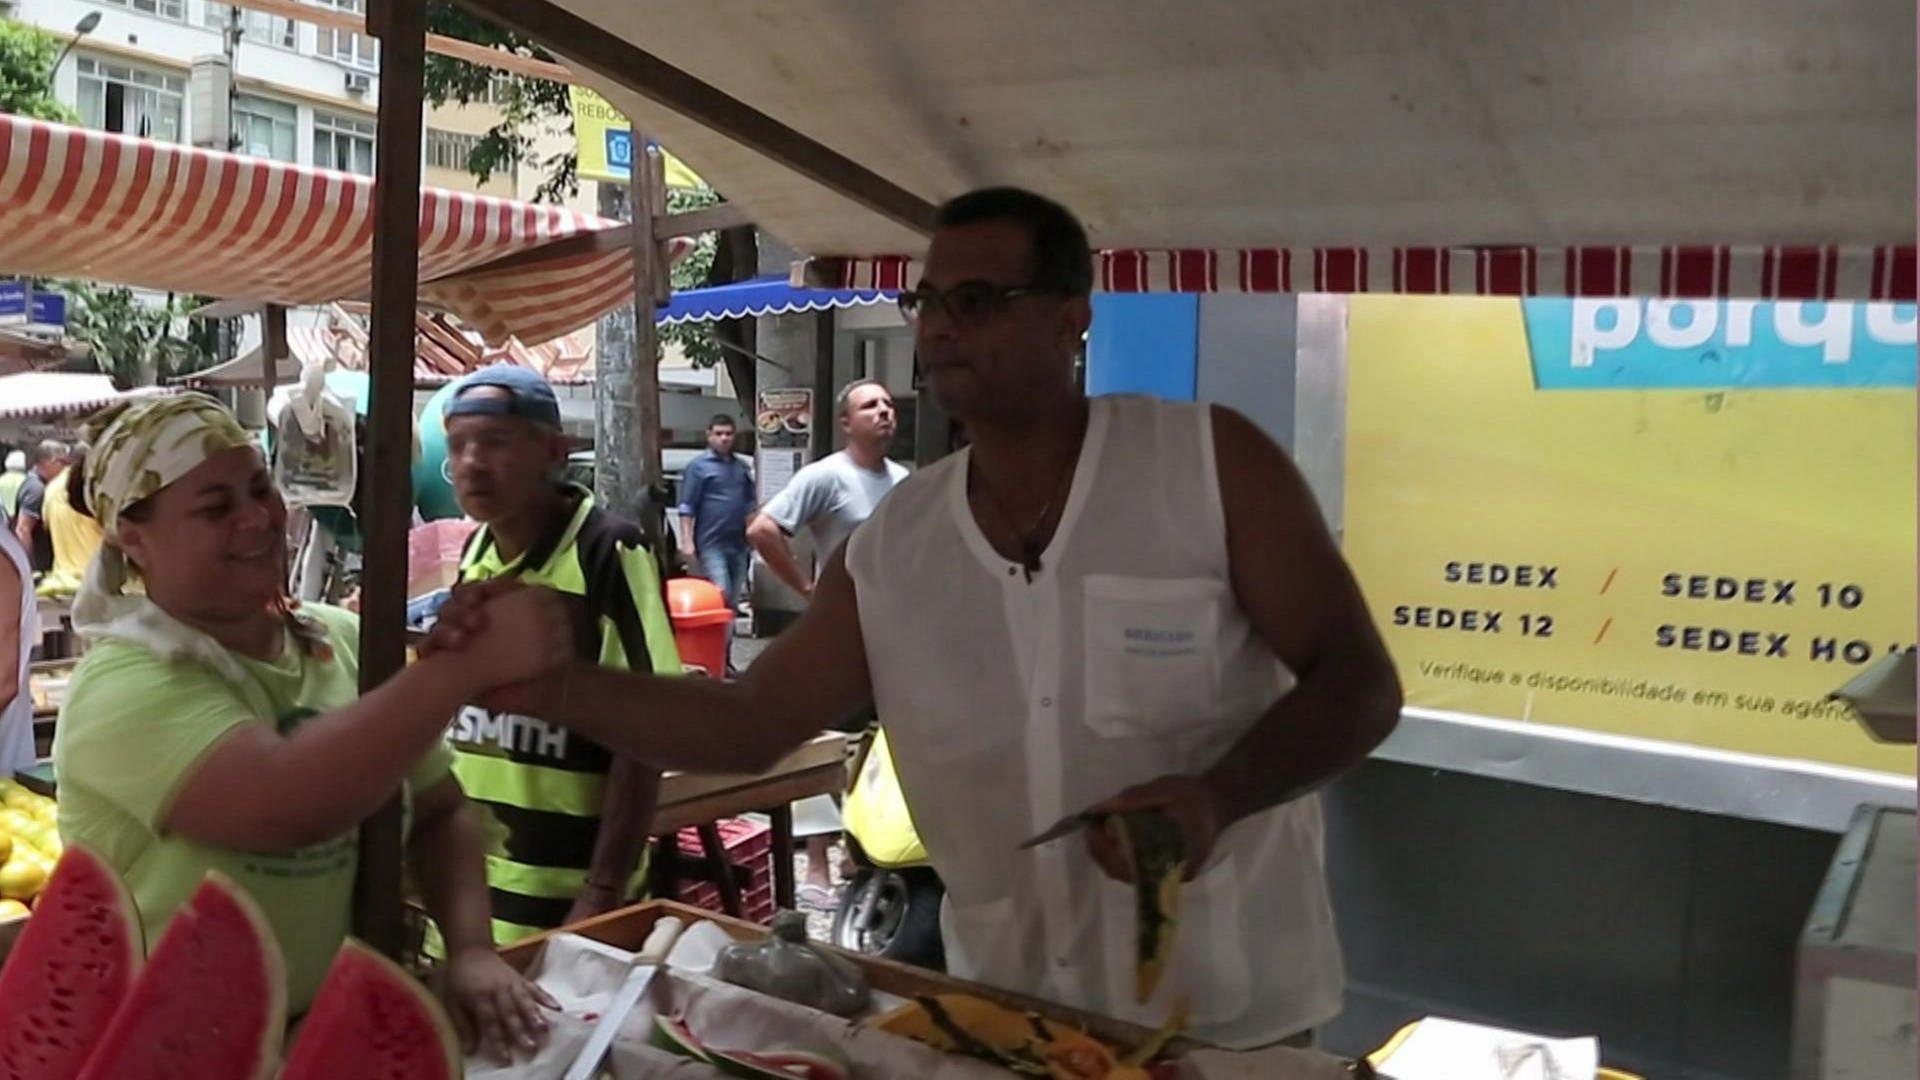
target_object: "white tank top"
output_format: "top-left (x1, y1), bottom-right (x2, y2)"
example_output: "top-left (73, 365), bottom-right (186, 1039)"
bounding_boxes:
top-left (846, 395), bottom-right (1342, 1046)
top-left (0, 523), bottom-right (38, 775)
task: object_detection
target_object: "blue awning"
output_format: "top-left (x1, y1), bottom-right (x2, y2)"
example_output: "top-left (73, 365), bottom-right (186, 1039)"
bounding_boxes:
top-left (655, 275), bottom-right (896, 327)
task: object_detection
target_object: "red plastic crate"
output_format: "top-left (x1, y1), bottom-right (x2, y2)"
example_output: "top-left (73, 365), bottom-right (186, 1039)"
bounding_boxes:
top-left (675, 818), bottom-right (772, 865)
top-left (679, 880), bottom-right (776, 925)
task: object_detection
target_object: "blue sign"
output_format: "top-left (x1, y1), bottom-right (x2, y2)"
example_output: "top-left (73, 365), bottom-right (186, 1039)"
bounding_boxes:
top-left (0, 281), bottom-right (24, 320)
top-left (30, 292), bottom-right (64, 326)
top-left (1523, 298), bottom-right (1918, 389)
top-left (603, 128), bottom-right (633, 179)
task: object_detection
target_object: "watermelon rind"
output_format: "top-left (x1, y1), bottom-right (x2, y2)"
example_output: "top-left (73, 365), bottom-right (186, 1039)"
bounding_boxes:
top-left (649, 1013), bottom-right (713, 1062)
top-left (709, 1047), bottom-right (850, 1080)
top-left (75, 870), bottom-right (287, 1080)
top-left (279, 937), bottom-right (461, 1080)
top-left (0, 845), bottom-right (144, 1080)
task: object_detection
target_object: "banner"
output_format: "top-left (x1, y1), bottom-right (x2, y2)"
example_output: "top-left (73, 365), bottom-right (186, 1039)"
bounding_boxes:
top-left (1343, 296), bottom-right (1917, 775)
top-left (567, 86), bottom-right (705, 189)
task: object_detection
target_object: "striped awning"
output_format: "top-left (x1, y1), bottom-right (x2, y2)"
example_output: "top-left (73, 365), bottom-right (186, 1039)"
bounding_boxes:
top-left (656, 275), bottom-right (894, 326)
top-left (0, 372), bottom-right (170, 421)
top-left (805, 245), bottom-right (1918, 302)
top-left (0, 115), bottom-right (662, 346)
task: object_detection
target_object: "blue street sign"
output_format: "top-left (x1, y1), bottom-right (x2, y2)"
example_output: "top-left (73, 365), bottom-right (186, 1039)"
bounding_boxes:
top-left (30, 292), bottom-right (65, 326)
top-left (0, 281), bottom-right (25, 320)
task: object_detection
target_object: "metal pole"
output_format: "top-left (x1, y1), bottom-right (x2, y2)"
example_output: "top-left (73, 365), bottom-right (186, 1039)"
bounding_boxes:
top-left (353, 0), bottom-right (426, 961)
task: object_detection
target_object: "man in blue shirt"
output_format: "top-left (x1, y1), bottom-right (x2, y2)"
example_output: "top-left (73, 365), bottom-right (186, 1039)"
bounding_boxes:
top-left (677, 414), bottom-right (756, 611)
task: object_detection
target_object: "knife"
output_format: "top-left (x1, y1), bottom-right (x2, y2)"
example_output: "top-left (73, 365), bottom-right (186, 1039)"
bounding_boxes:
top-left (561, 916), bottom-right (685, 1080)
top-left (1017, 810), bottom-right (1108, 851)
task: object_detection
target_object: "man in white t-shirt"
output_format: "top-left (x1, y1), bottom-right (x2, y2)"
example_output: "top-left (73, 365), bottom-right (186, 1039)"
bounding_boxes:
top-left (436, 188), bottom-right (1401, 1048)
top-left (746, 379), bottom-right (908, 897)
top-left (748, 380), bottom-right (908, 599)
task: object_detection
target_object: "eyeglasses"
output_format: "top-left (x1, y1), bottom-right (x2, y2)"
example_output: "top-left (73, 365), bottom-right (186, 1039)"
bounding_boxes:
top-left (897, 280), bottom-right (1059, 327)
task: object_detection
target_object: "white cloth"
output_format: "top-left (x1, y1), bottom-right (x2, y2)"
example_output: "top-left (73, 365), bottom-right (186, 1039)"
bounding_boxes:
top-left (845, 396), bottom-right (1343, 1048)
top-left (761, 451), bottom-right (908, 577)
top-left (0, 523), bottom-right (38, 775)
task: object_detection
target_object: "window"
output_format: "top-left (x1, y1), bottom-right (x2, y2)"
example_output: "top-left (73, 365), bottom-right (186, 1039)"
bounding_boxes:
top-left (232, 95), bottom-right (297, 162)
top-left (202, 3), bottom-right (297, 49)
top-left (99, 0), bottom-right (185, 21)
top-left (424, 129), bottom-right (482, 172)
top-left (312, 0), bottom-right (378, 70)
top-left (313, 111), bottom-right (375, 175)
top-left (74, 56), bottom-right (185, 143)
top-left (482, 74), bottom-right (513, 105)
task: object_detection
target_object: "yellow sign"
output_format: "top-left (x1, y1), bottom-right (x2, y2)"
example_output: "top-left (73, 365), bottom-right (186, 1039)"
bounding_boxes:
top-left (568, 86), bottom-right (704, 189)
top-left (1343, 295), bottom-right (1916, 775)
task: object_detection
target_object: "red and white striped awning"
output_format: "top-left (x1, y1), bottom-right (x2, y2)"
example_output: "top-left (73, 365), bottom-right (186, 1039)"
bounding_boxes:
top-left (805, 245), bottom-right (1918, 302)
top-left (0, 372), bottom-right (171, 421)
top-left (0, 115), bottom-right (665, 345)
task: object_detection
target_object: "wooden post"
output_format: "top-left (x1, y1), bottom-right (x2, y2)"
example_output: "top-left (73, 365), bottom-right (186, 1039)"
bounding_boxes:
top-left (354, 0), bottom-right (426, 961)
top-left (261, 304), bottom-right (285, 390)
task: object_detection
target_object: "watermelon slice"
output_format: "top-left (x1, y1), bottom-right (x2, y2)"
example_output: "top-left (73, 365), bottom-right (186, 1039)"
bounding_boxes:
top-left (76, 872), bottom-right (285, 1080)
top-left (279, 938), bottom-right (460, 1080)
top-left (0, 845), bottom-right (143, 1080)
top-left (650, 1013), bottom-right (713, 1062)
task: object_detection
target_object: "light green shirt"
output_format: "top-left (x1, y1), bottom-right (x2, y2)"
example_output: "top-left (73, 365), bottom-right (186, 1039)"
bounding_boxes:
top-left (53, 603), bottom-right (452, 1014)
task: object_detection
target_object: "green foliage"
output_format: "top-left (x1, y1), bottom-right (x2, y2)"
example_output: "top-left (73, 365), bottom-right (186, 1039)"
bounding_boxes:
top-left (0, 20), bottom-right (80, 123)
top-left (422, 6), bottom-right (733, 368)
top-left (63, 282), bottom-right (221, 389)
top-left (421, 3), bottom-right (576, 203)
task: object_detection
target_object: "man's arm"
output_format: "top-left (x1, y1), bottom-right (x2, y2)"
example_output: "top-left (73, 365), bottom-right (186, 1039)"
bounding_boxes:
top-left (572, 756), bottom-right (658, 922)
top-left (12, 512), bottom-right (34, 554)
top-left (676, 467), bottom-right (703, 558)
top-left (747, 512), bottom-right (811, 597)
top-left (1086, 407), bottom-right (1401, 881)
top-left (486, 549), bottom-right (871, 775)
top-left (1202, 406), bottom-right (1401, 823)
top-left (410, 777), bottom-right (557, 1063)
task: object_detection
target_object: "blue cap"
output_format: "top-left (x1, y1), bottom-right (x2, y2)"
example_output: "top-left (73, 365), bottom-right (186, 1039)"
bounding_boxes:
top-left (444, 366), bottom-right (561, 430)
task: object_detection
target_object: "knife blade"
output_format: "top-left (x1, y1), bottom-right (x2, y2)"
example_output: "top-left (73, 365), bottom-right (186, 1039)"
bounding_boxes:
top-left (1017, 810), bottom-right (1107, 851)
top-left (561, 916), bottom-right (685, 1080)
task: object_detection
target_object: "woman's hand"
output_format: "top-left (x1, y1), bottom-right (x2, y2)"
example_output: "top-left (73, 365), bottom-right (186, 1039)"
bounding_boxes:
top-left (440, 944), bottom-right (559, 1065)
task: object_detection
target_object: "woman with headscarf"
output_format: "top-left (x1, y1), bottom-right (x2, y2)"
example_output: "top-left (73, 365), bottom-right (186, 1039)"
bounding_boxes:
top-left (52, 394), bottom-right (570, 1063)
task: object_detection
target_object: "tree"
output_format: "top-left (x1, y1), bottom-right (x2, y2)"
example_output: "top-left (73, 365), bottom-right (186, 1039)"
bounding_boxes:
top-left (0, 21), bottom-right (80, 123)
top-left (64, 283), bottom-right (220, 389)
top-left (422, 6), bottom-right (758, 403)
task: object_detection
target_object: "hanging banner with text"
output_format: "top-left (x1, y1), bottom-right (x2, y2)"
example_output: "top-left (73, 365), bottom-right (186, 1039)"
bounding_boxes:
top-left (567, 86), bottom-right (705, 189)
top-left (1343, 295), bottom-right (1917, 775)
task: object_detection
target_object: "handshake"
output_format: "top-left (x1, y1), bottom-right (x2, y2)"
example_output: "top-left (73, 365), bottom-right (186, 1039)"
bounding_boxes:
top-left (419, 580), bottom-right (578, 712)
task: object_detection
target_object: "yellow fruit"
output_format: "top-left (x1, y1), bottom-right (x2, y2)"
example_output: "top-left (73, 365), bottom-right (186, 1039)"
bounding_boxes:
top-left (0, 899), bottom-right (26, 920)
top-left (0, 858), bottom-right (47, 900)
top-left (1, 789), bottom-right (33, 810)
top-left (0, 833), bottom-right (9, 864)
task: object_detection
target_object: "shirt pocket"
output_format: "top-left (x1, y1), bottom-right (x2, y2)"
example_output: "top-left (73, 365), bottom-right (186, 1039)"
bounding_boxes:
top-left (1081, 575), bottom-right (1226, 739)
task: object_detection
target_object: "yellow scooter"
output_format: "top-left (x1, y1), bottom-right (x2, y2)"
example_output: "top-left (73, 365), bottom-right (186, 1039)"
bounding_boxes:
top-left (830, 728), bottom-right (946, 970)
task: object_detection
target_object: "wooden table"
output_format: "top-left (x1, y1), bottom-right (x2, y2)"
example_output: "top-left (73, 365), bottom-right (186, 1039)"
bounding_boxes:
top-left (651, 732), bottom-right (850, 916)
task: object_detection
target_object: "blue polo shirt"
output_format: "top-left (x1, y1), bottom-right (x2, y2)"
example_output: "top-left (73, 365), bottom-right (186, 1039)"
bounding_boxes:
top-left (677, 450), bottom-right (755, 554)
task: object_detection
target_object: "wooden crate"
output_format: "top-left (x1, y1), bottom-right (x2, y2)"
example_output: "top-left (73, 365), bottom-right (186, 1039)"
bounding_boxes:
top-left (497, 899), bottom-right (1187, 1057)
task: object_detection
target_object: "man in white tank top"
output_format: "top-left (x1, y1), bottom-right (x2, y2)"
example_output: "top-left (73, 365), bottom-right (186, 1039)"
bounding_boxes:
top-left (437, 188), bottom-right (1403, 1048)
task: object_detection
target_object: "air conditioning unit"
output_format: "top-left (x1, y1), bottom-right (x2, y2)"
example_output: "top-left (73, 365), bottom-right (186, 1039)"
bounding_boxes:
top-left (343, 70), bottom-right (371, 96)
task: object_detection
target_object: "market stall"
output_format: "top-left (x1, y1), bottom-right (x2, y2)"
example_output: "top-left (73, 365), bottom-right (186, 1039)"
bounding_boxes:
top-left (2, 0), bottom-right (1911, 1074)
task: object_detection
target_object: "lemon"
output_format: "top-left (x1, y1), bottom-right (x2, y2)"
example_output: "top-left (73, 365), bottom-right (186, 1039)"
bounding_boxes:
top-left (0, 898), bottom-right (26, 920)
top-left (0, 832), bottom-right (10, 864)
top-left (1, 789), bottom-right (33, 811)
top-left (0, 858), bottom-right (47, 900)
